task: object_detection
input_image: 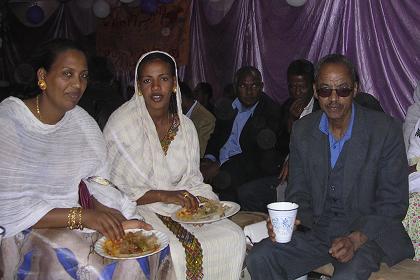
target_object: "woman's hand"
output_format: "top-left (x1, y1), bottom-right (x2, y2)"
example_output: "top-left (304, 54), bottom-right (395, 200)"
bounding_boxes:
top-left (122, 219), bottom-right (153, 231)
top-left (160, 190), bottom-right (199, 211)
top-left (83, 209), bottom-right (125, 241)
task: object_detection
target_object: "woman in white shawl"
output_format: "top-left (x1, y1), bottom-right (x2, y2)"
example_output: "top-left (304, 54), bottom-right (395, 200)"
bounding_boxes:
top-left (104, 51), bottom-right (246, 280)
top-left (0, 39), bottom-right (175, 279)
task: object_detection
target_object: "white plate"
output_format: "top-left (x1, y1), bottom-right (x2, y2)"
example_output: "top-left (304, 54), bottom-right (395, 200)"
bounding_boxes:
top-left (171, 201), bottom-right (240, 224)
top-left (94, 229), bottom-right (169, 260)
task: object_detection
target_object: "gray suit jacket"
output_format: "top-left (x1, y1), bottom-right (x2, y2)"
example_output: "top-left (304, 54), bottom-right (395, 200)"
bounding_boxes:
top-left (190, 102), bottom-right (215, 158)
top-left (286, 104), bottom-right (414, 266)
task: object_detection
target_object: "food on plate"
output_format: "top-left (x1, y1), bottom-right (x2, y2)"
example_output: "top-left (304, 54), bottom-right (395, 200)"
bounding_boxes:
top-left (176, 200), bottom-right (231, 221)
top-left (103, 231), bottom-right (160, 257)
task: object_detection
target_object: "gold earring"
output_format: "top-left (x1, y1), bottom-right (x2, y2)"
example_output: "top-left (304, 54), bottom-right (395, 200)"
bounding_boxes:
top-left (172, 87), bottom-right (177, 94)
top-left (38, 79), bottom-right (47, 91)
top-left (138, 90), bottom-right (143, 96)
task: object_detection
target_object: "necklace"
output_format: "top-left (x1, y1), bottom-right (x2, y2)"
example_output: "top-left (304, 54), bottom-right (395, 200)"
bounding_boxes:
top-left (36, 95), bottom-right (42, 121)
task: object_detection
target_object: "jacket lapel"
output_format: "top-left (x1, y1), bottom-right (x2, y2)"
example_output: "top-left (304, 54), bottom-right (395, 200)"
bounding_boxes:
top-left (342, 105), bottom-right (368, 201)
top-left (310, 118), bottom-right (330, 208)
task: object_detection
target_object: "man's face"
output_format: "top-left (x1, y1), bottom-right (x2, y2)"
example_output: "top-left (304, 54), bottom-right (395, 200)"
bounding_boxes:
top-left (288, 75), bottom-right (311, 100)
top-left (314, 63), bottom-right (357, 123)
top-left (237, 73), bottom-right (263, 108)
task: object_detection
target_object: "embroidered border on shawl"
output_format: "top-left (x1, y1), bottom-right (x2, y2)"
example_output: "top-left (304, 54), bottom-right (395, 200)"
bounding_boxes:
top-left (157, 214), bottom-right (204, 280)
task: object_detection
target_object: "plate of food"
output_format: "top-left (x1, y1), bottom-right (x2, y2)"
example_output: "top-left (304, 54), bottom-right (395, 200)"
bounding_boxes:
top-left (171, 200), bottom-right (240, 224)
top-left (94, 229), bottom-right (169, 260)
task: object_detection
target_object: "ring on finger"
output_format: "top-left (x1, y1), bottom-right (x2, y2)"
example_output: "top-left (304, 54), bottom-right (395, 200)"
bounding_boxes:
top-left (183, 192), bottom-right (189, 198)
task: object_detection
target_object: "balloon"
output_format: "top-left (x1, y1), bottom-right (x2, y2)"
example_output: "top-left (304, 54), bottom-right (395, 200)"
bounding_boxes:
top-left (26, 4), bottom-right (45, 25)
top-left (75, 0), bottom-right (94, 9)
top-left (120, 0), bottom-right (135, 3)
top-left (93, 0), bottom-right (111, 18)
top-left (141, 0), bottom-right (158, 14)
top-left (286, 0), bottom-right (307, 7)
top-left (159, 0), bottom-right (175, 3)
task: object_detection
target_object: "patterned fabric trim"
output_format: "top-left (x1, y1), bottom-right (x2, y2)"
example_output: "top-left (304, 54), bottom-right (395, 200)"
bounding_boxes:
top-left (157, 214), bottom-right (204, 279)
top-left (160, 114), bottom-right (180, 156)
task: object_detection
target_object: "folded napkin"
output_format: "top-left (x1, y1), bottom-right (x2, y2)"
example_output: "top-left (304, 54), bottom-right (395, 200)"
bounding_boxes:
top-left (244, 221), bottom-right (269, 245)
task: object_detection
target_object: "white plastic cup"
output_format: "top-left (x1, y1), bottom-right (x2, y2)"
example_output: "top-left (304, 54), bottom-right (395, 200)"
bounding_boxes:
top-left (267, 202), bottom-right (299, 243)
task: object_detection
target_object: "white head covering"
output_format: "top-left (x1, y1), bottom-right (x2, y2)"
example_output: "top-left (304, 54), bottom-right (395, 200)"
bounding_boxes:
top-left (403, 81), bottom-right (420, 151)
top-left (104, 51), bottom-right (217, 216)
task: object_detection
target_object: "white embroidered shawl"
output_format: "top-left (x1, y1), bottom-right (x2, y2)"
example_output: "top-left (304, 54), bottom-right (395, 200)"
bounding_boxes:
top-left (0, 97), bottom-right (141, 237)
top-left (103, 51), bottom-right (218, 216)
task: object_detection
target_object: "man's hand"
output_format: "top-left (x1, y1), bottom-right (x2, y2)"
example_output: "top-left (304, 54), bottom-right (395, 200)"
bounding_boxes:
top-left (278, 159), bottom-right (289, 183)
top-left (289, 98), bottom-right (308, 119)
top-left (329, 231), bottom-right (368, 263)
top-left (200, 158), bottom-right (220, 183)
top-left (267, 217), bottom-right (301, 242)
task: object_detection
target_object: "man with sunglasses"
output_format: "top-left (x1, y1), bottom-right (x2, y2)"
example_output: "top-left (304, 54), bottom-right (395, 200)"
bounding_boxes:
top-left (246, 54), bottom-right (414, 280)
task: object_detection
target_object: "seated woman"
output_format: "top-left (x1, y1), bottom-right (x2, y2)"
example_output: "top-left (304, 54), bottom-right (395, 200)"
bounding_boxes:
top-left (0, 39), bottom-right (175, 279)
top-left (103, 51), bottom-right (246, 279)
top-left (405, 117), bottom-right (420, 262)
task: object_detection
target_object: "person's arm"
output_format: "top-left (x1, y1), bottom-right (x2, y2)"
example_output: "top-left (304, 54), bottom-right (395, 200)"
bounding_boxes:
top-left (136, 190), bottom-right (199, 210)
top-left (349, 119), bottom-right (409, 241)
top-left (33, 208), bottom-right (125, 241)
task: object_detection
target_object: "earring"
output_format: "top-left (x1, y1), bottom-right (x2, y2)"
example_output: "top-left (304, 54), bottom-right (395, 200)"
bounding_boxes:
top-left (38, 79), bottom-right (47, 91)
top-left (138, 90), bottom-right (143, 96)
top-left (172, 87), bottom-right (177, 94)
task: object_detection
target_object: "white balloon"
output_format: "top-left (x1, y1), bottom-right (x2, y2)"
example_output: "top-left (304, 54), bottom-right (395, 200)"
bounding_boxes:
top-left (286, 0), bottom-right (307, 7)
top-left (76, 0), bottom-right (94, 9)
top-left (120, 0), bottom-right (135, 3)
top-left (93, 0), bottom-right (111, 18)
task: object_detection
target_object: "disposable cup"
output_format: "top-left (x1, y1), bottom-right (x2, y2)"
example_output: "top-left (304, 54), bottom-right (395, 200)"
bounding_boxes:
top-left (267, 202), bottom-right (299, 243)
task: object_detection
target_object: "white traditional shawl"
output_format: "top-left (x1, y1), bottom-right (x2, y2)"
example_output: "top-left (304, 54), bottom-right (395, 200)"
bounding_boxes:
top-left (404, 81), bottom-right (420, 151)
top-left (0, 97), bottom-right (141, 237)
top-left (103, 51), bottom-right (218, 216)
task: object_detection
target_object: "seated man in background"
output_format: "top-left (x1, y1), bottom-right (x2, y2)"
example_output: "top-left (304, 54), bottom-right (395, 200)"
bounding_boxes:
top-left (246, 54), bottom-right (414, 279)
top-left (238, 59), bottom-right (315, 212)
top-left (200, 66), bottom-right (285, 203)
top-left (194, 82), bottom-right (214, 113)
top-left (180, 81), bottom-right (215, 158)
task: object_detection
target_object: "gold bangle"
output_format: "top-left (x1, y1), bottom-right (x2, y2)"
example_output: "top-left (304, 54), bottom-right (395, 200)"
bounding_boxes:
top-left (77, 207), bottom-right (83, 230)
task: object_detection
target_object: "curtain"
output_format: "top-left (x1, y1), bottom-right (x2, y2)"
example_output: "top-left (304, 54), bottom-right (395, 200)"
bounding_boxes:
top-left (186, 0), bottom-right (420, 119)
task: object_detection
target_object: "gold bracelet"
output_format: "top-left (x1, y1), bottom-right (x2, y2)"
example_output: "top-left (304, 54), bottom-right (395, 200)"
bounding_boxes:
top-left (77, 207), bottom-right (83, 230)
top-left (67, 207), bottom-right (81, 230)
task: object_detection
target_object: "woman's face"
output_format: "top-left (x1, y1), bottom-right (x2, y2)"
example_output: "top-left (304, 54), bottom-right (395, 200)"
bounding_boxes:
top-left (138, 59), bottom-right (175, 113)
top-left (39, 49), bottom-right (88, 113)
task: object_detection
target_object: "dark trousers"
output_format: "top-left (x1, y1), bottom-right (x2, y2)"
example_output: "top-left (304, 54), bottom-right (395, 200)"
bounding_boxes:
top-left (237, 176), bottom-right (281, 212)
top-left (246, 229), bottom-right (384, 280)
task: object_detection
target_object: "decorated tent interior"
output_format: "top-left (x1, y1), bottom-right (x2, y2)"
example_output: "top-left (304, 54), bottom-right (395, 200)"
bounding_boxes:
top-left (0, 0), bottom-right (418, 121)
top-left (0, 1), bottom-right (420, 279)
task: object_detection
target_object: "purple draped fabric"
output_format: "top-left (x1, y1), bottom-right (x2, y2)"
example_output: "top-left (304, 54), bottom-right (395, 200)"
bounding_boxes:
top-left (186, 0), bottom-right (420, 119)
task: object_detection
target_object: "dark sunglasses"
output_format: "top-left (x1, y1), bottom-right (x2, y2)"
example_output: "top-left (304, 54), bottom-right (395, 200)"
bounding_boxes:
top-left (316, 87), bottom-right (353, 98)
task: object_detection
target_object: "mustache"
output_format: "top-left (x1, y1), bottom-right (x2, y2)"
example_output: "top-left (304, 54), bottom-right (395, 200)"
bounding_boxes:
top-left (326, 102), bottom-right (342, 107)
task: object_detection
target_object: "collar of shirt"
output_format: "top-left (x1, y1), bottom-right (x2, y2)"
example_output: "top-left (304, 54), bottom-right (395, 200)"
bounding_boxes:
top-left (232, 98), bottom-right (259, 115)
top-left (185, 100), bottom-right (198, 118)
top-left (319, 103), bottom-right (355, 168)
top-left (299, 97), bottom-right (315, 119)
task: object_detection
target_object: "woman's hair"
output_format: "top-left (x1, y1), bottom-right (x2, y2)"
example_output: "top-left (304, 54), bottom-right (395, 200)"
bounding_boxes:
top-left (137, 52), bottom-right (176, 78)
top-left (31, 38), bottom-right (87, 72)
